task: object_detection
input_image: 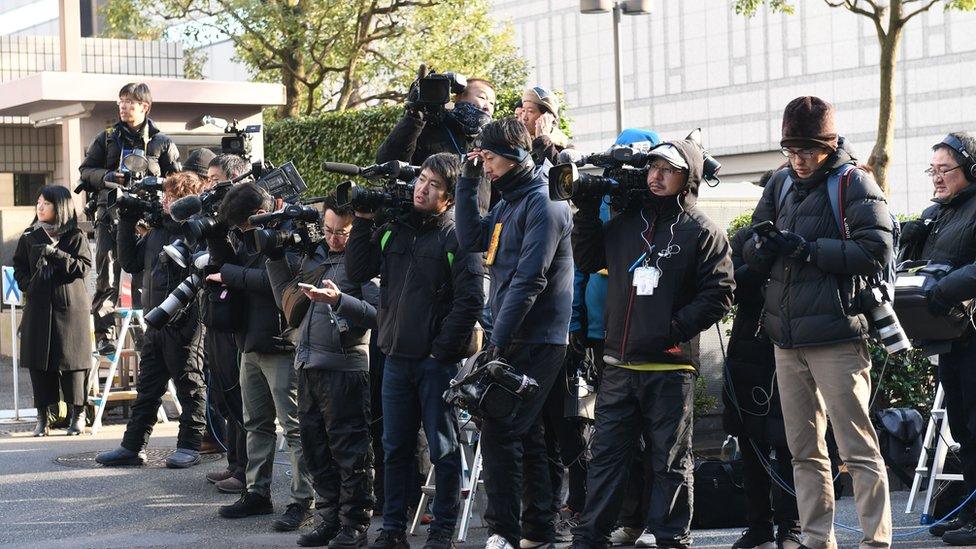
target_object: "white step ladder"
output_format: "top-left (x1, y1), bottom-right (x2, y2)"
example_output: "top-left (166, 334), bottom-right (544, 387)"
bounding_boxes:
top-left (906, 372), bottom-right (964, 523)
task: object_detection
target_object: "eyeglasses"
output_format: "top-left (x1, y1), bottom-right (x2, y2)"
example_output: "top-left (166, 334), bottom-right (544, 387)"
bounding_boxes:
top-left (647, 163), bottom-right (684, 177)
top-left (324, 227), bottom-right (350, 238)
top-left (780, 147), bottom-right (825, 160)
top-left (117, 99), bottom-right (146, 107)
top-left (924, 165), bottom-right (962, 179)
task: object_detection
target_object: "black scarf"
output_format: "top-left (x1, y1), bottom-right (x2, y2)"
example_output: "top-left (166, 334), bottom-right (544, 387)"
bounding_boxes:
top-left (492, 162), bottom-right (534, 196)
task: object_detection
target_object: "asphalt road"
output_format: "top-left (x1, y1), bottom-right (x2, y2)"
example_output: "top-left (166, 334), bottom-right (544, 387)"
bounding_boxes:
top-left (0, 420), bottom-right (954, 548)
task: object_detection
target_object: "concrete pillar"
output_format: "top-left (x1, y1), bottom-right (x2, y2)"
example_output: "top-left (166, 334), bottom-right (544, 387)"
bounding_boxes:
top-left (59, 0), bottom-right (85, 213)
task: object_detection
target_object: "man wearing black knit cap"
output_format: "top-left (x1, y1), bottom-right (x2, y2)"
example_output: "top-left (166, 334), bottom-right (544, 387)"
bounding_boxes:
top-left (743, 97), bottom-right (893, 549)
top-left (455, 117), bottom-right (574, 549)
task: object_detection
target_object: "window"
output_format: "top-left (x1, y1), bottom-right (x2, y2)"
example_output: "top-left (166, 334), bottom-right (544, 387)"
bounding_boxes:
top-left (13, 173), bottom-right (46, 206)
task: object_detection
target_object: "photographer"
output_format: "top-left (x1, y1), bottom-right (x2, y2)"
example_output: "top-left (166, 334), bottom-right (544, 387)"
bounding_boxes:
top-left (266, 197), bottom-right (379, 548)
top-left (900, 133), bottom-right (976, 546)
top-left (743, 97), bottom-right (893, 549)
top-left (207, 183), bottom-right (315, 532)
top-left (95, 171), bottom-right (206, 468)
top-left (570, 137), bottom-right (734, 549)
top-left (78, 82), bottom-right (180, 356)
top-left (344, 152), bottom-right (484, 548)
top-left (516, 86), bottom-right (571, 166)
top-left (455, 118), bottom-right (574, 549)
top-left (202, 153), bottom-right (254, 493)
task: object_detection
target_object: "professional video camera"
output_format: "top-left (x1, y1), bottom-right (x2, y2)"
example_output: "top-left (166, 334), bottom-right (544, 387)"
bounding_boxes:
top-left (549, 129), bottom-right (722, 211)
top-left (247, 203), bottom-right (325, 257)
top-left (185, 115), bottom-right (261, 159)
top-left (172, 161), bottom-right (310, 245)
top-left (407, 64), bottom-right (467, 112)
top-left (324, 160), bottom-right (421, 213)
top-left (114, 150), bottom-right (165, 225)
top-left (443, 350), bottom-right (540, 419)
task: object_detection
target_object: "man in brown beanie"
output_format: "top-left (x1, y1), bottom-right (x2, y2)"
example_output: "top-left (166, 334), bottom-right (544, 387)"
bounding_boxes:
top-left (743, 96), bottom-right (893, 549)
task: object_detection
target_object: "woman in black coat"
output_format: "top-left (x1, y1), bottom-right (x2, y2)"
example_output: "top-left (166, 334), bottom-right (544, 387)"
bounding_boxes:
top-left (13, 185), bottom-right (93, 436)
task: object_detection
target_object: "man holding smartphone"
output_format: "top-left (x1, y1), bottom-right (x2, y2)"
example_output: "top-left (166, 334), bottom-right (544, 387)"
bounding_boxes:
top-left (516, 85), bottom-right (571, 166)
top-left (266, 197), bottom-right (379, 548)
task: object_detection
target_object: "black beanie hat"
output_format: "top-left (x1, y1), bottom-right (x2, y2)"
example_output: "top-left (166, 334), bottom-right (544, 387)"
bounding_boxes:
top-left (781, 96), bottom-right (838, 151)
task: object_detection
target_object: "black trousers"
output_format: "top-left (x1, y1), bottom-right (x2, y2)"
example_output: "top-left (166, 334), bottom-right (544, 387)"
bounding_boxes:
top-left (121, 322), bottom-right (207, 452)
top-left (92, 209), bottom-right (120, 340)
top-left (299, 368), bottom-right (374, 529)
top-left (573, 367), bottom-right (695, 548)
top-left (482, 342), bottom-right (566, 547)
top-left (205, 330), bottom-right (245, 474)
top-left (30, 368), bottom-right (86, 408)
top-left (740, 436), bottom-right (799, 532)
top-left (543, 357), bottom-right (589, 513)
top-left (940, 336), bottom-right (976, 516)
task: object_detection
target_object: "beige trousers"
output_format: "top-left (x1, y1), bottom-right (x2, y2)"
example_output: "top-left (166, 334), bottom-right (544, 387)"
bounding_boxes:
top-left (774, 340), bottom-right (891, 549)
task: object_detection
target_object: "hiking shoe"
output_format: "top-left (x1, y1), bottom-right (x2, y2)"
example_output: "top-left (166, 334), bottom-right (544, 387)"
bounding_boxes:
top-left (634, 530), bottom-right (656, 548)
top-left (944, 521), bottom-right (976, 546)
top-left (218, 491), bottom-right (273, 519)
top-left (368, 529), bottom-right (408, 549)
top-left (272, 502), bottom-right (313, 531)
top-left (775, 525), bottom-right (802, 549)
top-left (206, 469), bottom-right (234, 484)
top-left (95, 446), bottom-right (147, 466)
top-left (555, 513), bottom-right (580, 543)
top-left (931, 515), bottom-right (972, 537)
top-left (424, 530), bottom-right (455, 549)
top-left (486, 535), bottom-right (515, 549)
top-left (609, 526), bottom-right (642, 545)
top-left (215, 476), bottom-right (245, 494)
top-left (165, 448), bottom-right (202, 469)
top-left (328, 526), bottom-right (368, 548)
top-left (731, 528), bottom-right (775, 549)
top-left (298, 521), bottom-right (341, 547)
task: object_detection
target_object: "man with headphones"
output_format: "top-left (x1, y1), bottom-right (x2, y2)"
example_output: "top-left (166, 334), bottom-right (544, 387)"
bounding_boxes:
top-left (900, 132), bottom-right (976, 546)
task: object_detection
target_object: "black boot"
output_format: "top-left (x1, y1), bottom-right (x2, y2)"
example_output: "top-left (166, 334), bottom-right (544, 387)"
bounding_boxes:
top-left (32, 409), bottom-right (50, 437)
top-left (66, 405), bottom-right (86, 436)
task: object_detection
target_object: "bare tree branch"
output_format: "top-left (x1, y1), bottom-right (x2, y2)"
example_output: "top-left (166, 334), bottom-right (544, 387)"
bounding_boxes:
top-left (902, 0), bottom-right (942, 23)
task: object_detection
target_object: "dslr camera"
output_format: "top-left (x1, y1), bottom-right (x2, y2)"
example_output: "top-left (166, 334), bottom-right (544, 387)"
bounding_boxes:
top-left (114, 150), bottom-right (165, 226)
top-left (324, 160), bottom-right (421, 214)
top-left (549, 129), bottom-right (722, 212)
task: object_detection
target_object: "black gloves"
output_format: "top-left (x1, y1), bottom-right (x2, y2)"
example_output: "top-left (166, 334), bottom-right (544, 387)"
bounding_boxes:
top-left (926, 287), bottom-right (954, 317)
top-left (102, 171), bottom-right (124, 187)
top-left (900, 219), bottom-right (931, 247)
top-left (461, 156), bottom-right (484, 179)
top-left (760, 231), bottom-right (814, 262)
top-left (483, 343), bottom-right (507, 364)
top-left (572, 194), bottom-right (602, 218)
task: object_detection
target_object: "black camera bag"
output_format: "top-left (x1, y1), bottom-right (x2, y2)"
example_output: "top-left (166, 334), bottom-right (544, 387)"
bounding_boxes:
top-left (893, 261), bottom-right (972, 341)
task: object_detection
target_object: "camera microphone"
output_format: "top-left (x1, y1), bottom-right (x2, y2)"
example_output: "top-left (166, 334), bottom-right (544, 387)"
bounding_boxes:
top-left (323, 162), bottom-right (362, 176)
top-left (170, 195), bottom-right (203, 222)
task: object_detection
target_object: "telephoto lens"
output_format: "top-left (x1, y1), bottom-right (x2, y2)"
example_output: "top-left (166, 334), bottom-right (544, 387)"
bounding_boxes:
top-left (144, 273), bottom-right (202, 329)
top-left (869, 300), bottom-right (912, 354)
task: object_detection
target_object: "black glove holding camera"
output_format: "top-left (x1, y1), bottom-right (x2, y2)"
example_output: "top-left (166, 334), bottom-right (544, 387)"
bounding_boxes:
top-left (900, 219), bottom-right (931, 247)
top-left (926, 286), bottom-right (954, 317)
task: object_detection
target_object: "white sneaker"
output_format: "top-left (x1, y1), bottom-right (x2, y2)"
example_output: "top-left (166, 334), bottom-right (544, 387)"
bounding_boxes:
top-left (487, 534), bottom-right (516, 549)
top-left (609, 526), bottom-right (643, 545)
top-left (634, 530), bottom-right (657, 548)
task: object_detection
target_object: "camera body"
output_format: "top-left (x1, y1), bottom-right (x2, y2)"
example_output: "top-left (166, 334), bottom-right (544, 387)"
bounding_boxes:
top-left (185, 115), bottom-right (260, 160)
top-left (247, 204), bottom-right (325, 257)
top-left (408, 64), bottom-right (467, 111)
top-left (325, 160), bottom-right (421, 215)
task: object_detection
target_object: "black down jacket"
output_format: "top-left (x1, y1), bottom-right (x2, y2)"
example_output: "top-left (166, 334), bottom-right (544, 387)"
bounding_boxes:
top-left (743, 142), bottom-right (894, 348)
top-left (901, 184), bottom-right (976, 306)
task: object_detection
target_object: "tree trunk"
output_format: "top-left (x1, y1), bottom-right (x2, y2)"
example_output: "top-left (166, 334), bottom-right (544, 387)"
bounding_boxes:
top-left (867, 6), bottom-right (904, 194)
top-left (278, 66), bottom-right (302, 119)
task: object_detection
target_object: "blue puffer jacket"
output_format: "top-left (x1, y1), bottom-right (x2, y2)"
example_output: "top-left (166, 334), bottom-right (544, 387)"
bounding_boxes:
top-left (455, 163), bottom-right (573, 349)
top-left (570, 200), bottom-right (610, 340)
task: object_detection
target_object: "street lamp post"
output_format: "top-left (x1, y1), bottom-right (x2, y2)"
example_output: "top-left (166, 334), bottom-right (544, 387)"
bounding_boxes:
top-left (580, 0), bottom-right (651, 136)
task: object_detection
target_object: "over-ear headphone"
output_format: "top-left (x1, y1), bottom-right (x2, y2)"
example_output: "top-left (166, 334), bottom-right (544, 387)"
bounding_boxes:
top-left (940, 134), bottom-right (976, 182)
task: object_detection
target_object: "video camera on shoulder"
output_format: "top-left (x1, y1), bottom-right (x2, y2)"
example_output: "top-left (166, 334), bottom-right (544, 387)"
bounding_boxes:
top-left (408, 64), bottom-right (467, 112)
top-left (185, 115), bottom-right (260, 160)
top-left (324, 160), bottom-right (420, 215)
top-left (548, 128), bottom-right (721, 212)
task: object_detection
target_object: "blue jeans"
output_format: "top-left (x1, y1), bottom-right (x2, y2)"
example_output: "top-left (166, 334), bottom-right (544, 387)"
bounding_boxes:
top-left (382, 355), bottom-right (462, 534)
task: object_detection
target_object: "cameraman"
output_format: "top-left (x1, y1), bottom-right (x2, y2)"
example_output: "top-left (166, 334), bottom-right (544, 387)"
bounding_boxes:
top-left (95, 171), bottom-right (206, 468)
top-left (266, 197), bottom-right (379, 548)
top-left (344, 152), bottom-right (484, 548)
top-left (455, 118), bottom-right (574, 549)
top-left (900, 133), bottom-right (976, 546)
top-left (205, 183), bottom-right (315, 532)
top-left (78, 82), bottom-right (180, 356)
top-left (570, 138), bottom-right (734, 549)
top-left (202, 153), bottom-right (254, 494)
top-left (376, 78), bottom-right (495, 165)
top-left (743, 97), bottom-right (893, 549)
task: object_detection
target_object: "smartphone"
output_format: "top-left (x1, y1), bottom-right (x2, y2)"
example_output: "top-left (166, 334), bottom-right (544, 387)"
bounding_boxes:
top-left (297, 283), bottom-right (318, 291)
top-left (752, 220), bottom-right (781, 238)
